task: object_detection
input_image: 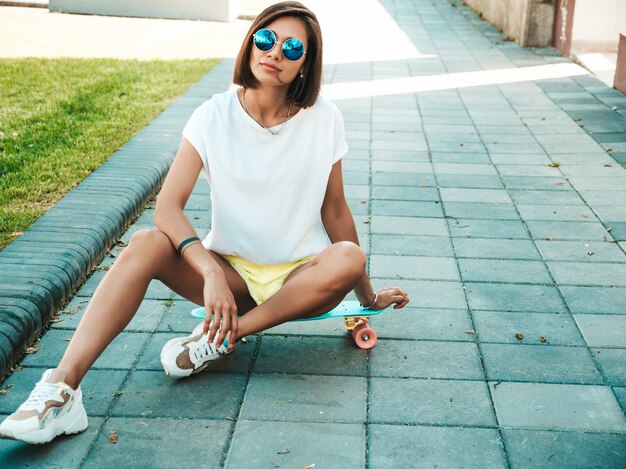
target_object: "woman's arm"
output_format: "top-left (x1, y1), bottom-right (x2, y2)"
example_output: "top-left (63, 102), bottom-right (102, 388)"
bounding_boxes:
top-left (155, 138), bottom-right (238, 347)
top-left (321, 161), bottom-right (409, 310)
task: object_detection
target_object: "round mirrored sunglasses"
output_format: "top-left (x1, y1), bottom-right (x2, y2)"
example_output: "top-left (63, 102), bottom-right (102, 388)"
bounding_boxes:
top-left (252, 28), bottom-right (306, 62)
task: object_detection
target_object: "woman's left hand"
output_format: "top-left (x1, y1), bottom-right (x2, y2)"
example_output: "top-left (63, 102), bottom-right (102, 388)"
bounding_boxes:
top-left (371, 287), bottom-right (409, 310)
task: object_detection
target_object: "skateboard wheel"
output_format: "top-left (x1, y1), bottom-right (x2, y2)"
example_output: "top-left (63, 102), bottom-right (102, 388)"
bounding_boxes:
top-left (352, 323), bottom-right (377, 349)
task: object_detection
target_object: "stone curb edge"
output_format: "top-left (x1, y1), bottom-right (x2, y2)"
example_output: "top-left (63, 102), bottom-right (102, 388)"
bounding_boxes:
top-left (0, 59), bottom-right (233, 380)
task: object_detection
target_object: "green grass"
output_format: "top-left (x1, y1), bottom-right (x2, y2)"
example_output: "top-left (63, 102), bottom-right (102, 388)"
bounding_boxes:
top-left (0, 57), bottom-right (218, 251)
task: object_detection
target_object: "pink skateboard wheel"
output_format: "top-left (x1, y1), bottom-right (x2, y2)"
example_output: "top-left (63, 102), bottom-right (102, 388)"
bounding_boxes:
top-left (352, 323), bottom-right (377, 349)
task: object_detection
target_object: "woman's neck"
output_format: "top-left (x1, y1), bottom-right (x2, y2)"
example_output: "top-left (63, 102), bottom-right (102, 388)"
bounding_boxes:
top-left (242, 86), bottom-right (292, 122)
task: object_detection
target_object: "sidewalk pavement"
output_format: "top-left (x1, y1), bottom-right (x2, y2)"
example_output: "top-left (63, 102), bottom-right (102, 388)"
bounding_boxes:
top-left (1, 0), bottom-right (626, 467)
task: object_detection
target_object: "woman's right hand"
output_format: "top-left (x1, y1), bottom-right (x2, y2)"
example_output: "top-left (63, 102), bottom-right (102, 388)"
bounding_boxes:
top-left (202, 270), bottom-right (238, 352)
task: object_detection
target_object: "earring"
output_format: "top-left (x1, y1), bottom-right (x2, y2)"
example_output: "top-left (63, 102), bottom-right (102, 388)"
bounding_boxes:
top-left (299, 71), bottom-right (304, 78)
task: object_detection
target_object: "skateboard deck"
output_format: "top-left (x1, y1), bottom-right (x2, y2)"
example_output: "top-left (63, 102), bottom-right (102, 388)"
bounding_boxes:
top-left (190, 300), bottom-right (389, 349)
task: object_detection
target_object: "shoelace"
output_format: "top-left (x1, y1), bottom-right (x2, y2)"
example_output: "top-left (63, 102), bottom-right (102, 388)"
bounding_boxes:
top-left (22, 382), bottom-right (63, 410)
top-left (191, 337), bottom-right (218, 362)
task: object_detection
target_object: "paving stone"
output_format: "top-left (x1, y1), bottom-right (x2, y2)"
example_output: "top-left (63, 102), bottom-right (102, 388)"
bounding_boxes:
top-left (481, 343), bottom-right (602, 384)
top-left (135, 331), bottom-right (256, 373)
top-left (370, 279), bottom-right (466, 309)
top-left (433, 163), bottom-right (497, 176)
top-left (372, 171), bottom-right (435, 187)
top-left (52, 297), bottom-right (167, 332)
top-left (371, 254), bottom-right (459, 281)
top-left (534, 239), bottom-right (625, 262)
top-left (371, 185), bottom-right (440, 201)
top-left (369, 424), bottom-right (506, 468)
top-left (253, 336), bottom-right (367, 376)
top-left (437, 174), bottom-right (504, 189)
top-left (84, 418), bottom-right (231, 468)
top-left (371, 307), bottom-right (473, 342)
top-left (508, 189), bottom-right (584, 205)
top-left (615, 387), bottom-right (626, 413)
top-left (225, 420), bottom-right (364, 469)
top-left (155, 298), bottom-right (203, 332)
top-left (21, 330), bottom-right (149, 370)
top-left (0, 417), bottom-right (104, 469)
top-left (444, 202), bottom-right (520, 221)
top-left (370, 234), bottom-right (454, 257)
top-left (440, 188), bottom-right (512, 203)
top-left (472, 311), bottom-right (584, 346)
top-left (240, 373), bottom-right (366, 423)
top-left (591, 348), bottom-right (626, 386)
top-left (561, 285), bottom-right (626, 314)
top-left (452, 238), bottom-right (541, 260)
top-left (111, 370), bottom-right (245, 418)
top-left (517, 204), bottom-right (599, 222)
top-left (0, 368), bottom-right (126, 417)
top-left (459, 259), bottom-right (553, 284)
top-left (371, 199), bottom-right (444, 217)
top-left (447, 218), bottom-right (531, 239)
top-left (491, 382), bottom-right (626, 431)
top-left (574, 314), bottom-right (626, 347)
top-left (465, 283), bottom-right (566, 312)
top-left (503, 429), bottom-right (626, 469)
top-left (370, 377), bottom-right (496, 426)
top-left (548, 261), bottom-right (626, 287)
top-left (371, 216), bottom-right (449, 236)
top-left (502, 176), bottom-right (569, 190)
top-left (370, 339), bottom-right (483, 379)
top-left (371, 161), bottom-right (431, 173)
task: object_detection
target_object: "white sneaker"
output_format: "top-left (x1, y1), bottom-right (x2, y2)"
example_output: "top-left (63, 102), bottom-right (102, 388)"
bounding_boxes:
top-left (160, 321), bottom-right (232, 378)
top-left (0, 369), bottom-right (88, 444)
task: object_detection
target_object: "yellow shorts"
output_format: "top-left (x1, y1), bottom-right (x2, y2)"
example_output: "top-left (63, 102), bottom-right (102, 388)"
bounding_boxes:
top-left (223, 255), bottom-right (316, 305)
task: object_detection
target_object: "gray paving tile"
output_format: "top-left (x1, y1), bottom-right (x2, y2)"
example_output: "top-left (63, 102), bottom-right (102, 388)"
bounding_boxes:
top-left (481, 343), bottom-right (602, 384)
top-left (502, 176), bottom-right (569, 190)
top-left (574, 314), bottom-right (626, 347)
top-left (371, 254), bottom-right (459, 281)
top-left (370, 216), bottom-right (449, 236)
top-left (517, 204), bottom-right (598, 222)
top-left (508, 189), bottom-right (584, 205)
top-left (371, 199), bottom-right (444, 217)
top-left (561, 286), bottom-right (626, 314)
top-left (370, 377), bottom-right (496, 426)
top-left (371, 279), bottom-right (466, 309)
top-left (503, 429), bottom-right (626, 469)
top-left (433, 163), bottom-right (497, 176)
top-left (370, 234), bottom-right (454, 257)
top-left (443, 202), bottom-right (520, 221)
top-left (369, 424), bottom-right (506, 468)
top-left (440, 188), bottom-right (512, 204)
top-left (452, 238), bottom-right (541, 260)
top-left (372, 171), bottom-right (434, 187)
top-left (491, 382), bottom-right (626, 431)
top-left (459, 259), bottom-right (553, 284)
top-left (548, 262), bottom-right (626, 287)
top-left (447, 218), bottom-right (531, 239)
top-left (615, 387), bottom-right (626, 413)
top-left (226, 420), bottom-right (364, 469)
top-left (465, 283), bottom-right (566, 312)
top-left (53, 297), bottom-right (167, 332)
top-left (534, 239), bottom-right (625, 262)
top-left (21, 330), bottom-right (150, 370)
top-left (371, 307), bottom-right (473, 342)
top-left (370, 339), bottom-right (483, 379)
top-left (0, 417), bottom-right (104, 469)
top-left (84, 418), bottom-right (231, 468)
top-left (591, 348), bottom-right (626, 386)
top-left (240, 373), bottom-right (366, 423)
top-left (111, 370), bottom-right (245, 419)
top-left (437, 174), bottom-right (505, 189)
top-left (253, 336), bottom-right (367, 376)
top-left (0, 368), bottom-right (126, 417)
top-left (472, 311), bottom-right (584, 346)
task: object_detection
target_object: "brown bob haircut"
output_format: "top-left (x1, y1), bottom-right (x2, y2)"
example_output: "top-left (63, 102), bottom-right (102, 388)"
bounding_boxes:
top-left (233, 1), bottom-right (323, 109)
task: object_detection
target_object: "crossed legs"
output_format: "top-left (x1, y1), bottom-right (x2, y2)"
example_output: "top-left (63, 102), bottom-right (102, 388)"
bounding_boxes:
top-left (51, 229), bottom-right (366, 389)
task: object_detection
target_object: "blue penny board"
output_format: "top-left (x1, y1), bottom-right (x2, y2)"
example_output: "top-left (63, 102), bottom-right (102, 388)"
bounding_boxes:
top-left (190, 300), bottom-right (389, 322)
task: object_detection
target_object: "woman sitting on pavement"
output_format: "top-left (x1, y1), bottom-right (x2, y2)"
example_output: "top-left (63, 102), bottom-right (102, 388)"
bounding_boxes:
top-left (0, 1), bottom-right (409, 444)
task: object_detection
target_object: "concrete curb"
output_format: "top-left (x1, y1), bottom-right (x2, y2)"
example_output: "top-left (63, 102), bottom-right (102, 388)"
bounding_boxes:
top-left (0, 59), bottom-right (233, 380)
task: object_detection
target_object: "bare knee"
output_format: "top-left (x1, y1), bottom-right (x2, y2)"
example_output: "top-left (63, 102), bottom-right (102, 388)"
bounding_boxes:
top-left (324, 241), bottom-right (366, 291)
top-left (123, 229), bottom-right (174, 262)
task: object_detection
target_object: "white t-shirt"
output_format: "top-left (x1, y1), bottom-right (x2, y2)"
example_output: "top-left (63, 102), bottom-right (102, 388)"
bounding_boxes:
top-left (182, 87), bottom-right (349, 265)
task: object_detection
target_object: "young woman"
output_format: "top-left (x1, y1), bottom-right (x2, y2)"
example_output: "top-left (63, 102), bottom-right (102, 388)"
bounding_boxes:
top-left (0, 1), bottom-right (409, 444)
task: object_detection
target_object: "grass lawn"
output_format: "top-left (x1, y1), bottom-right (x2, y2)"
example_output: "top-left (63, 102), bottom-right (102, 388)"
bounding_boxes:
top-left (0, 57), bottom-right (218, 251)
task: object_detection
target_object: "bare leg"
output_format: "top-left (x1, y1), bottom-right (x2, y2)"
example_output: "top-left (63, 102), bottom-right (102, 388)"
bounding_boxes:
top-left (235, 241), bottom-right (367, 338)
top-left (50, 229), bottom-right (255, 389)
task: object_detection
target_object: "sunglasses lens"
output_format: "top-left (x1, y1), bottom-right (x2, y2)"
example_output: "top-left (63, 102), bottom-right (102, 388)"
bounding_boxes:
top-left (282, 38), bottom-right (305, 61)
top-left (253, 29), bottom-right (275, 51)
